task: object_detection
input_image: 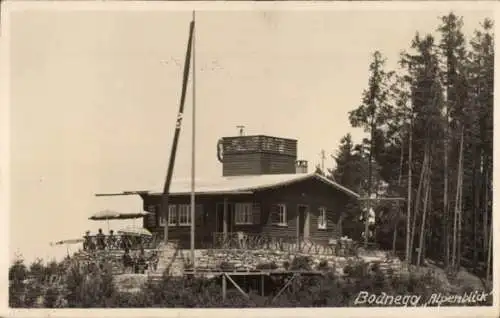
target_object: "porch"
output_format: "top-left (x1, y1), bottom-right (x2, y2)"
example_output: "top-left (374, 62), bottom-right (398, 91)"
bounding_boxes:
top-left (146, 195), bottom-right (338, 250)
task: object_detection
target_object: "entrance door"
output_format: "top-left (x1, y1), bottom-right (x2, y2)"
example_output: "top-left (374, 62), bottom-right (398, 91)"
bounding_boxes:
top-left (216, 202), bottom-right (234, 233)
top-left (297, 205), bottom-right (309, 239)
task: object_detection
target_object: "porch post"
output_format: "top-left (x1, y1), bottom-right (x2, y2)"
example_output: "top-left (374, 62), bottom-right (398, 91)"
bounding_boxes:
top-left (222, 274), bottom-right (227, 300)
top-left (223, 197), bottom-right (228, 240)
top-left (296, 210), bottom-right (300, 249)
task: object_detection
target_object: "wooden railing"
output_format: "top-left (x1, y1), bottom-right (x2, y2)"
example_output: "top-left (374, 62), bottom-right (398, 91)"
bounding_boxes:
top-left (82, 233), bottom-right (161, 251)
top-left (68, 248), bottom-right (160, 275)
top-left (212, 232), bottom-right (358, 256)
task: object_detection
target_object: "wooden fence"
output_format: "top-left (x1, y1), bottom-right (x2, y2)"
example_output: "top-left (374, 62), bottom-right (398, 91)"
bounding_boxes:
top-left (83, 233), bottom-right (161, 251)
top-left (212, 232), bottom-right (358, 256)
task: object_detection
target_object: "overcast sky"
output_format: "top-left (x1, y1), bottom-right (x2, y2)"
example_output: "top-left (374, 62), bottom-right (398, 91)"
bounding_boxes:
top-left (5, 3), bottom-right (495, 263)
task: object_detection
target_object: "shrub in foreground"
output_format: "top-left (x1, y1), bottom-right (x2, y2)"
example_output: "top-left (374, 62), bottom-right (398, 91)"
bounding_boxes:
top-left (8, 256), bottom-right (493, 308)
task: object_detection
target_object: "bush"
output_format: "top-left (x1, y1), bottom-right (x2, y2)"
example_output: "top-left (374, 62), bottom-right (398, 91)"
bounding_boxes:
top-left (317, 260), bottom-right (329, 270)
top-left (256, 261), bottom-right (278, 270)
top-left (9, 258), bottom-right (28, 307)
top-left (219, 261), bottom-right (235, 271)
top-left (290, 256), bottom-right (311, 271)
top-left (8, 254), bottom-right (493, 308)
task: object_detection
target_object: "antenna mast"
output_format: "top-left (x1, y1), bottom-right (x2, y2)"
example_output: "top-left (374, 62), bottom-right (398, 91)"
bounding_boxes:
top-left (237, 125), bottom-right (245, 136)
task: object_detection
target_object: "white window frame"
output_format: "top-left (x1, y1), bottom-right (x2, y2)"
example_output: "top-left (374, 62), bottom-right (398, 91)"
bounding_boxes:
top-left (159, 215), bottom-right (166, 227)
top-left (178, 204), bottom-right (191, 226)
top-left (272, 204), bottom-right (287, 226)
top-left (318, 207), bottom-right (327, 230)
top-left (234, 203), bottom-right (253, 225)
top-left (168, 205), bottom-right (177, 226)
top-left (158, 205), bottom-right (175, 226)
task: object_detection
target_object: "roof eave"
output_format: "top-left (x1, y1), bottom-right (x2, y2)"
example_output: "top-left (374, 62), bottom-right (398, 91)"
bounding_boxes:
top-left (95, 191), bottom-right (150, 197)
top-left (95, 190), bottom-right (255, 197)
top-left (148, 191), bottom-right (254, 196)
top-left (312, 173), bottom-right (361, 198)
top-left (94, 172), bottom-right (360, 199)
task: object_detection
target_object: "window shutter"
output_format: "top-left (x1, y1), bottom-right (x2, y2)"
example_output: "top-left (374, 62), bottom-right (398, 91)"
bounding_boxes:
top-left (327, 209), bottom-right (333, 225)
top-left (270, 204), bottom-right (281, 224)
top-left (146, 205), bottom-right (157, 227)
top-left (252, 203), bottom-right (261, 225)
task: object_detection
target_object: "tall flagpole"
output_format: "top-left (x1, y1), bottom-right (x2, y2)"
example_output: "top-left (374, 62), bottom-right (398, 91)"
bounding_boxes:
top-left (190, 10), bottom-right (196, 270)
top-left (160, 19), bottom-right (194, 244)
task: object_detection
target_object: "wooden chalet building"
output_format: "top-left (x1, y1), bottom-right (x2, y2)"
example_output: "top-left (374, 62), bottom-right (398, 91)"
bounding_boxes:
top-left (109, 135), bottom-right (360, 249)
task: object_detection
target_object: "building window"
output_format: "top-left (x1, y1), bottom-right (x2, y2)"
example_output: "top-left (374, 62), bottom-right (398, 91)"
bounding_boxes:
top-left (178, 204), bottom-right (191, 226)
top-left (235, 203), bottom-right (253, 225)
top-left (318, 207), bottom-right (327, 230)
top-left (157, 205), bottom-right (176, 226)
top-left (168, 205), bottom-right (177, 226)
top-left (158, 209), bottom-right (165, 226)
top-left (271, 204), bottom-right (287, 226)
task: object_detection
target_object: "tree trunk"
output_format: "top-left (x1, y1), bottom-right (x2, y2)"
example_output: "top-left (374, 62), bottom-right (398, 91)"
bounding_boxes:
top-left (443, 106), bottom-right (450, 269)
top-left (427, 190), bottom-right (432, 261)
top-left (410, 150), bottom-right (428, 263)
top-left (365, 118), bottom-right (375, 248)
top-left (405, 121), bottom-right (413, 265)
top-left (452, 126), bottom-right (464, 271)
top-left (457, 141), bottom-right (464, 271)
top-left (473, 157), bottom-right (479, 267)
top-left (483, 166), bottom-right (489, 259)
top-left (392, 221), bottom-right (398, 254)
top-left (486, 222), bottom-right (492, 282)
top-left (417, 163), bottom-right (431, 267)
top-left (393, 135), bottom-right (405, 255)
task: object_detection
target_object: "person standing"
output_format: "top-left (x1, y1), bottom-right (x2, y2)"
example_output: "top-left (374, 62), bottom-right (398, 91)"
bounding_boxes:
top-left (96, 228), bottom-right (106, 250)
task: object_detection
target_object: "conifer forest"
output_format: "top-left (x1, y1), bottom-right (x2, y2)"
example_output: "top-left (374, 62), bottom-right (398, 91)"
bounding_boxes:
top-left (327, 12), bottom-right (493, 279)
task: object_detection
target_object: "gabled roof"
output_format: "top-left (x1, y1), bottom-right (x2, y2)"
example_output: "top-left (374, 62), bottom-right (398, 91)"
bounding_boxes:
top-left (95, 172), bottom-right (360, 198)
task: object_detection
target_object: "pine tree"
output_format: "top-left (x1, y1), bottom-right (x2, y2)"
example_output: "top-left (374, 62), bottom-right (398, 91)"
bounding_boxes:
top-left (467, 18), bottom-right (494, 274)
top-left (332, 134), bottom-right (362, 190)
top-left (331, 134), bottom-right (367, 239)
top-left (437, 12), bottom-right (469, 270)
top-left (348, 51), bottom-right (394, 247)
top-left (400, 33), bottom-right (444, 264)
top-left (336, 12), bottom-right (493, 277)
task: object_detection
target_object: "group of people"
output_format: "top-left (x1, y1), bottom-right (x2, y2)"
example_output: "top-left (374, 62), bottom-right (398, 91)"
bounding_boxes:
top-left (82, 228), bottom-right (145, 251)
top-left (122, 248), bottom-right (159, 274)
top-left (80, 228), bottom-right (160, 274)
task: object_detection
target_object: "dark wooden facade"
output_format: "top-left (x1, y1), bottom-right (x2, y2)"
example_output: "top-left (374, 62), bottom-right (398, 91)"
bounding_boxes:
top-left (141, 176), bottom-right (356, 249)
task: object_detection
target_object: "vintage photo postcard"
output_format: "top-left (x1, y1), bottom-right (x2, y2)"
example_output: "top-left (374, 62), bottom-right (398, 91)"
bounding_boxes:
top-left (1, 1), bottom-right (498, 317)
